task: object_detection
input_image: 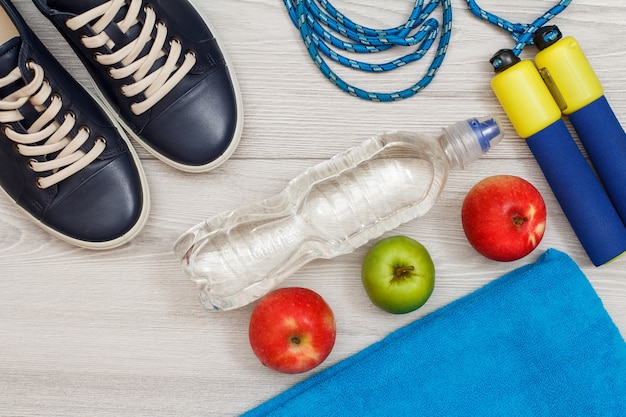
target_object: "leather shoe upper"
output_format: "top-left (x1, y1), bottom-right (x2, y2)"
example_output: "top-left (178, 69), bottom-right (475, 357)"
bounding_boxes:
top-left (33, 0), bottom-right (244, 172)
top-left (0, 0), bottom-right (149, 248)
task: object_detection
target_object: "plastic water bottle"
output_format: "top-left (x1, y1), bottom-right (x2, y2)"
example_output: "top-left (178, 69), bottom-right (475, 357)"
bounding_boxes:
top-left (174, 117), bottom-right (504, 311)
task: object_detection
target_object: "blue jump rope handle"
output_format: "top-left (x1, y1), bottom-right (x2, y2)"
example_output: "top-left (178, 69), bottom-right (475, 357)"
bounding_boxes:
top-left (526, 119), bottom-right (626, 266)
top-left (569, 96), bottom-right (626, 224)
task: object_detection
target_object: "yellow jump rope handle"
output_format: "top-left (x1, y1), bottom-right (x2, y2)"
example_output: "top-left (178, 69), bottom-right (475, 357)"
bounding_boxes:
top-left (534, 26), bottom-right (626, 225)
top-left (490, 49), bottom-right (626, 266)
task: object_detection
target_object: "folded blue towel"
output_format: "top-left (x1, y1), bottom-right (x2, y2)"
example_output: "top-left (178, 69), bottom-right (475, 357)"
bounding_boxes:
top-left (243, 249), bottom-right (626, 416)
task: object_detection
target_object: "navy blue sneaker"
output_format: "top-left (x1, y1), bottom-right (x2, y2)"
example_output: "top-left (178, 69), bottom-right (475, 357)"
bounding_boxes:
top-left (32, 0), bottom-right (244, 172)
top-left (0, 0), bottom-right (149, 249)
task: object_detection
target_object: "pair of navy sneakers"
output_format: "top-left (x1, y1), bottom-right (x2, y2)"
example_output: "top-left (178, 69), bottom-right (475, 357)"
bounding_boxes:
top-left (0, 0), bottom-right (243, 249)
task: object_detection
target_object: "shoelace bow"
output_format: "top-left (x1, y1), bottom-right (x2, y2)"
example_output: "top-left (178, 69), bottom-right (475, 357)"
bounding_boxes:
top-left (0, 61), bottom-right (105, 189)
top-left (66, 0), bottom-right (197, 116)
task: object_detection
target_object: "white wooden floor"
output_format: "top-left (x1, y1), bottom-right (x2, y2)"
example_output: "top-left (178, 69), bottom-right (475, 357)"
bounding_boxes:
top-left (2, 1), bottom-right (625, 416)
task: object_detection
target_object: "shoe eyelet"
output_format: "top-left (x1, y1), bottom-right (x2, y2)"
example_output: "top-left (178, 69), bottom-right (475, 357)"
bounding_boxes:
top-left (96, 136), bottom-right (107, 146)
top-left (186, 50), bottom-right (197, 59)
top-left (28, 158), bottom-right (37, 170)
top-left (65, 111), bottom-right (76, 121)
top-left (35, 178), bottom-right (45, 189)
top-left (50, 92), bottom-right (62, 104)
top-left (80, 126), bottom-right (92, 137)
top-left (93, 51), bottom-right (102, 62)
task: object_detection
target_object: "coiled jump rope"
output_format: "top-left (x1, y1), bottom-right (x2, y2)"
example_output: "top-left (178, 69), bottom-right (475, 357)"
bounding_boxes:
top-left (283, 0), bottom-right (573, 101)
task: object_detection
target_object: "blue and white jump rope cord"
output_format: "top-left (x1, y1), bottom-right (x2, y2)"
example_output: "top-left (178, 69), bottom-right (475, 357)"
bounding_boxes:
top-left (283, 0), bottom-right (573, 101)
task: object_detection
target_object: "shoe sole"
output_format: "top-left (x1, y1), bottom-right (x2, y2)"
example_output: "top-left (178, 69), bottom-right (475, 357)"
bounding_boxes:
top-left (84, 0), bottom-right (245, 174)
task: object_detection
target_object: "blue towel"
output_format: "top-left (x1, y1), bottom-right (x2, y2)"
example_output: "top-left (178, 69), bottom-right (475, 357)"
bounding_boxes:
top-left (243, 249), bottom-right (626, 416)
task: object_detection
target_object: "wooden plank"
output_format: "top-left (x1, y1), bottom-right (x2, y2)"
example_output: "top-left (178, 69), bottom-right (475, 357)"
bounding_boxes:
top-left (1, 1), bottom-right (625, 415)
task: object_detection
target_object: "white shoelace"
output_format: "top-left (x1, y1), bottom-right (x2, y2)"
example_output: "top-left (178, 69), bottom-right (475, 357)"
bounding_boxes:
top-left (0, 61), bottom-right (105, 189)
top-left (66, 0), bottom-right (197, 116)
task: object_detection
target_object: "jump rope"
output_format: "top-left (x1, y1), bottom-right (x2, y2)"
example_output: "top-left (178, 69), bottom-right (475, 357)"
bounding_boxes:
top-left (283, 0), bottom-right (626, 267)
top-left (282, 0), bottom-right (571, 101)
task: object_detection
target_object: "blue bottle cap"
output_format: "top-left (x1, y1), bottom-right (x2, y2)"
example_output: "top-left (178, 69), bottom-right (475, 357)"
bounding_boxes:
top-left (469, 117), bottom-right (504, 152)
top-left (443, 116), bottom-right (503, 170)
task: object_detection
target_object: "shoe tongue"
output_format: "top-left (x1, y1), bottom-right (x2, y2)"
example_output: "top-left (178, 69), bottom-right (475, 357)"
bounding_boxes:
top-left (46, 1), bottom-right (164, 79)
top-left (0, 37), bottom-right (21, 78)
top-left (47, 0), bottom-right (108, 15)
top-left (0, 37), bottom-right (36, 127)
top-left (47, 0), bottom-right (139, 47)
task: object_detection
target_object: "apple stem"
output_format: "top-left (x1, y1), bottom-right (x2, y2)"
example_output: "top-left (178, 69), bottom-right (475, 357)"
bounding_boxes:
top-left (393, 265), bottom-right (415, 281)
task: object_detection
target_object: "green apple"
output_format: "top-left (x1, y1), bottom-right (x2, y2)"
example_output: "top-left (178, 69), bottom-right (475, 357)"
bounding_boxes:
top-left (361, 235), bottom-right (435, 314)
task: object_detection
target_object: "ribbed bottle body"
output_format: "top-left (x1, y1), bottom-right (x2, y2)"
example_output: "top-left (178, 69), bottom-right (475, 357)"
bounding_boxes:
top-left (174, 132), bottom-right (449, 311)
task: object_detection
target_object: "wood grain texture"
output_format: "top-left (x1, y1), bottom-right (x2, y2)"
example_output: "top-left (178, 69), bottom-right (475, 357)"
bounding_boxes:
top-left (1, 1), bottom-right (625, 416)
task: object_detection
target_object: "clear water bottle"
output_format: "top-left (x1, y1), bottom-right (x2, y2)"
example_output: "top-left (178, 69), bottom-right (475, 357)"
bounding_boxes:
top-left (174, 117), bottom-right (504, 311)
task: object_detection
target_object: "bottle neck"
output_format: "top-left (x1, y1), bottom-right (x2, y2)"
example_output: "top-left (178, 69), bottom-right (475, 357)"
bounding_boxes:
top-left (440, 127), bottom-right (479, 170)
top-left (440, 136), bottom-right (463, 170)
top-left (440, 117), bottom-right (503, 169)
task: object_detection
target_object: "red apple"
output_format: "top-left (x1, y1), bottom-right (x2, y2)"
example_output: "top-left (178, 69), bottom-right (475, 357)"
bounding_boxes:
top-left (248, 287), bottom-right (336, 374)
top-left (461, 175), bottom-right (546, 262)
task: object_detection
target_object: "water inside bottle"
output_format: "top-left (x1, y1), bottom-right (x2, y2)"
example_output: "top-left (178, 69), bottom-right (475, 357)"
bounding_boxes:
top-left (176, 133), bottom-right (447, 311)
